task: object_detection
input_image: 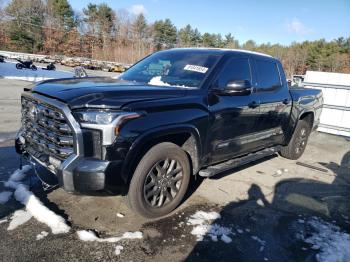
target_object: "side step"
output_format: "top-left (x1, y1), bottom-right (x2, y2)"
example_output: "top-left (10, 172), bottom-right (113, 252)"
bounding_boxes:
top-left (198, 146), bottom-right (280, 178)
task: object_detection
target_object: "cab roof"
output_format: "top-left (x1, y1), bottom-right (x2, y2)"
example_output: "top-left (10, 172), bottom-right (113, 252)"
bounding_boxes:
top-left (169, 47), bottom-right (274, 59)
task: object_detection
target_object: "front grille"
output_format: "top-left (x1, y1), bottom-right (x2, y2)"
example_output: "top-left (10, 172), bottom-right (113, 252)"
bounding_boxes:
top-left (21, 96), bottom-right (74, 163)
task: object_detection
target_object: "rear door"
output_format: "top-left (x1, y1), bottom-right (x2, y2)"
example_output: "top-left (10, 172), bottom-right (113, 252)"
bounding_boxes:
top-left (250, 58), bottom-right (292, 149)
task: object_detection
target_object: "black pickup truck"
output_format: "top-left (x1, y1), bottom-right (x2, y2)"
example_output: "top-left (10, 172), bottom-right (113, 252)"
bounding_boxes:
top-left (16, 48), bottom-right (323, 218)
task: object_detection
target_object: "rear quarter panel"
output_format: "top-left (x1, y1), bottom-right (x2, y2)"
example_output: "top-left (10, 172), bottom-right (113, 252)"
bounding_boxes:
top-left (289, 87), bottom-right (323, 134)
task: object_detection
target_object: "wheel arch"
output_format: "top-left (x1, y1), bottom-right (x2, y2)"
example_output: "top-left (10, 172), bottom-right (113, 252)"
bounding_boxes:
top-left (299, 111), bottom-right (314, 128)
top-left (121, 125), bottom-right (202, 184)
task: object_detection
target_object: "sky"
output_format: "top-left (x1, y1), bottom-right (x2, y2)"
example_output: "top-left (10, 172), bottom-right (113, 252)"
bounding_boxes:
top-left (69, 0), bottom-right (350, 45)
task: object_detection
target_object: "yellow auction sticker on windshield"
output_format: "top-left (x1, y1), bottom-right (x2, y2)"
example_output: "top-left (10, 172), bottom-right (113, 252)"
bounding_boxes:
top-left (184, 64), bottom-right (208, 73)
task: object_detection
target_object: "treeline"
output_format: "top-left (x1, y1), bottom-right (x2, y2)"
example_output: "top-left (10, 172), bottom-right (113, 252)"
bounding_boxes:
top-left (0, 0), bottom-right (349, 77)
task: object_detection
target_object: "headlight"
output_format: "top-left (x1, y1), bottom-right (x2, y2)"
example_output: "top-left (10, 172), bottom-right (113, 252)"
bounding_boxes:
top-left (74, 110), bottom-right (141, 145)
top-left (74, 110), bottom-right (123, 125)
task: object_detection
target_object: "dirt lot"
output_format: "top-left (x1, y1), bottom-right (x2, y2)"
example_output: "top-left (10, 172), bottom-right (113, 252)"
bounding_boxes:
top-left (0, 78), bottom-right (350, 261)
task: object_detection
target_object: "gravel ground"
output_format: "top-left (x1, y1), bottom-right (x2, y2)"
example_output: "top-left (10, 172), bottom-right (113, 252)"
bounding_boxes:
top-left (0, 78), bottom-right (350, 261)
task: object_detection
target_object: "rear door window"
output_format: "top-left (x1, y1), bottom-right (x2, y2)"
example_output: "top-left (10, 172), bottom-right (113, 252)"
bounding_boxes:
top-left (255, 59), bottom-right (281, 91)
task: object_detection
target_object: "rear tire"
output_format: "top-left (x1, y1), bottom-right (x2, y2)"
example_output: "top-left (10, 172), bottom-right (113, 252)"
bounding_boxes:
top-left (16, 63), bottom-right (23, 69)
top-left (127, 142), bottom-right (190, 218)
top-left (280, 119), bottom-right (311, 160)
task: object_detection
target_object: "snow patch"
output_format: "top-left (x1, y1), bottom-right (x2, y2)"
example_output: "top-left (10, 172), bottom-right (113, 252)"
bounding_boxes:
top-left (187, 211), bottom-right (221, 225)
top-left (187, 211), bottom-right (233, 243)
top-left (8, 165), bottom-right (31, 181)
top-left (300, 217), bottom-right (350, 262)
top-left (14, 184), bottom-right (71, 234)
top-left (117, 213), bottom-right (125, 218)
top-left (0, 191), bottom-right (13, 204)
top-left (148, 76), bottom-right (171, 86)
top-left (4, 166), bottom-right (71, 234)
top-left (77, 230), bottom-right (142, 243)
top-left (36, 231), bottom-right (49, 240)
top-left (121, 231), bottom-right (143, 239)
top-left (77, 230), bottom-right (100, 241)
top-left (237, 228), bottom-right (243, 234)
top-left (0, 61), bottom-right (73, 82)
top-left (251, 235), bottom-right (266, 246)
top-left (0, 218), bottom-right (8, 224)
top-left (148, 76), bottom-right (191, 88)
top-left (221, 234), bottom-right (233, 243)
top-left (114, 245), bottom-right (124, 255)
top-left (7, 210), bottom-right (32, 230)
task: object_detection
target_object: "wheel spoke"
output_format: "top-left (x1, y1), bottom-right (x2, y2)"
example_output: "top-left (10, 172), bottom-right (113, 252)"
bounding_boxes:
top-left (164, 189), bottom-right (173, 202)
top-left (149, 172), bottom-right (157, 181)
top-left (158, 192), bottom-right (165, 207)
top-left (170, 182), bottom-right (179, 193)
top-left (172, 173), bottom-right (183, 182)
top-left (155, 164), bottom-right (162, 174)
top-left (145, 180), bottom-right (155, 190)
top-left (151, 194), bottom-right (157, 206)
top-left (146, 187), bottom-right (160, 198)
top-left (167, 160), bottom-right (176, 174)
top-left (167, 167), bottom-right (182, 177)
top-left (162, 158), bottom-right (170, 170)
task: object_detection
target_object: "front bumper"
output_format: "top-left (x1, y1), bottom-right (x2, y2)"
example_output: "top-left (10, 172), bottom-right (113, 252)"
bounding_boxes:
top-left (17, 92), bottom-right (127, 193)
top-left (16, 134), bottom-right (125, 193)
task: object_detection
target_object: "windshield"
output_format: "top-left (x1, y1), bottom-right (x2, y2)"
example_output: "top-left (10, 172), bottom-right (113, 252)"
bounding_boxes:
top-left (119, 50), bottom-right (220, 88)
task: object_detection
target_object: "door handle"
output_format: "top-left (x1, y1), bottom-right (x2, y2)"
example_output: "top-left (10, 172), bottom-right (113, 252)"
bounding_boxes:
top-left (282, 99), bottom-right (290, 105)
top-left (248, 101), bottom-right (260, 109)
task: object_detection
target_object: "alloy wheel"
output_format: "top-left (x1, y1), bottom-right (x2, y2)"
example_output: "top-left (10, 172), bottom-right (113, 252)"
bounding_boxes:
top-left (143, 158), bottom-right (183, 208)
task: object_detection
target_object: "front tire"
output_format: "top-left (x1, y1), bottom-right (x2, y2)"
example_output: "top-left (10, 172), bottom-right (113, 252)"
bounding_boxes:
top-left (280, 119), bottom-right (311, 160)
top-left (127, 142), bottom-right (191, 218)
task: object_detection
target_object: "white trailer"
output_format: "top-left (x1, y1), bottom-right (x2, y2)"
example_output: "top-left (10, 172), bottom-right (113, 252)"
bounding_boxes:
top-left (303, 71), bottom-right (350, 137)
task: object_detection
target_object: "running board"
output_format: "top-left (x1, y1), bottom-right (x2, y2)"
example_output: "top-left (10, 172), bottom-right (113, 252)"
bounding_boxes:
top-left (199, 146), bottom-right (280, 178)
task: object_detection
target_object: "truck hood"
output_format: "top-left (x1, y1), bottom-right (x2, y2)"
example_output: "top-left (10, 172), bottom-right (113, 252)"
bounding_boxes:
top-left (31, 77), bottom-right (188, 109)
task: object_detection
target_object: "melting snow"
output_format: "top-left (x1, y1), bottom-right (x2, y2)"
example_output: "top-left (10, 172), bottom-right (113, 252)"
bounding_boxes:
top-left (148, 76), bottom-right (191, 88)
top-left (14, 184), bottom-right (71, 234)
top-left (187, 211), bottom-right (233, 243)
top-left (4, 166), bottom-right (71, 234)
top-left (115, 245), bottom-right (124, 255)
top-left (0, 61), bottom-right (73, 82)
top-left (221, 234), bottom-right (233, 243)
top-left (116, 213), bottom-right (125, 218)
top-left (7, 210), bottom-right (32, 230)
top-left (299, 217), bottom-right (350, 262)
top-left (148, 76), bottom-right (171, 86)
top-left (0, 191), bottom-right (13, 204)
top-left (8, 165), bottom-right (31, 181)
top-left (77, 230), bottom-right (142, 243)
top-left (36, 231), bottom-right (49, 240)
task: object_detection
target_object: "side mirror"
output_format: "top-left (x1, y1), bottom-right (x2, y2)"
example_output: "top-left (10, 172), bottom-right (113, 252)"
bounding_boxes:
top-left (213, 80), bottom-right (252, 96)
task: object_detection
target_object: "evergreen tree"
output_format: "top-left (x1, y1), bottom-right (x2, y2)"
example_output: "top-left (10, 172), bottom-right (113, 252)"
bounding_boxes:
top-left (152, 19), bottom-right (177, 50)
top-left (48, 0), bottom-right (75, 29)
top-left (224, 33), bottom-right (239, 49)
top-left (5, 0), bottom-right (45, 52)
top-left (178, 24), bottom-right (193, 47)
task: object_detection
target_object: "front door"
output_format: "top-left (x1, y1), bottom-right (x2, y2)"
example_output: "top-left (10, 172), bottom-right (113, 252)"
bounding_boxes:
top-left (207, 56), bottom-right (260, 164)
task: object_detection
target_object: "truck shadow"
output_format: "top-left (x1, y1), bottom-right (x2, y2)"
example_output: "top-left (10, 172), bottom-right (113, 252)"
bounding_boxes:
top-left (184, 151), bottom-right (350, 262)
top-left (182, 154), bottom-right (277, 205)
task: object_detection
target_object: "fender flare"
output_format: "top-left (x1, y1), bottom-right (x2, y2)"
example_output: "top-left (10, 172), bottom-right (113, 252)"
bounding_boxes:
top-left (120, 124), bottom-right (202, 183)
